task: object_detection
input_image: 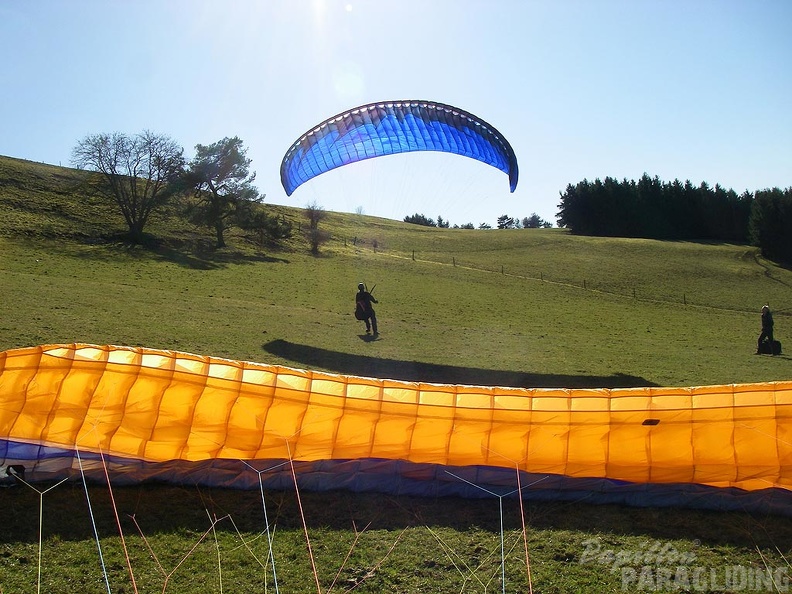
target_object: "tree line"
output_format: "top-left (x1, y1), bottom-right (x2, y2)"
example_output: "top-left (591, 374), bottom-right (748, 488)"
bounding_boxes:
top-left (557, 174), bottom-right (792, 264)
top-left (403, 212), bottom-right (552, 230)
top-left (72, 135), bottom-right (789, 265)
top-left (71, 131), bottom-right (292, 248)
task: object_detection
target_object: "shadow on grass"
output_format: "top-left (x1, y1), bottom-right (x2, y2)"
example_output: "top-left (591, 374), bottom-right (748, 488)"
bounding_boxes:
top-left (1, 485), bottom-right (790, 552)
top-left (56, 233), bottom-right (292, 270)
top-left (263, 339), bottom-right (658, 388)
top-left (141, 241), bottom-right (290, 270)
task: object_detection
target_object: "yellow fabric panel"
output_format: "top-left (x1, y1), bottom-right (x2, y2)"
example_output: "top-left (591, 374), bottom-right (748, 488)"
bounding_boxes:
top-left (0, 344), bottom-right (791, 493)
top-left (334, 377), bottom-right (381, 458)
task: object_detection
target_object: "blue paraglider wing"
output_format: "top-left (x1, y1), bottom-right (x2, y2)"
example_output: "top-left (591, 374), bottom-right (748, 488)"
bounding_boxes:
top-left (280, 100), bottom-right (518, 196)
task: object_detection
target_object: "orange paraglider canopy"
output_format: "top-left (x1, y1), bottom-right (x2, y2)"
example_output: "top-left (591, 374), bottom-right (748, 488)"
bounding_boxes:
top-left (0, 344), bottom-right (790, 514)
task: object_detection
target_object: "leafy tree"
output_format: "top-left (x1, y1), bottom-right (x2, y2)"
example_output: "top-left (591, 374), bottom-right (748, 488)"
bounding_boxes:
top-left (457, 222), bottom-right (475, 229)
top-left (437, 215), bottom-right (450, 228)
top-left (184, 137), bottom-right (260, 248)
top-left (71, 130), bottom-right (184, 243)
top-left (522, 213), bottom-right (547, 228)
top-left (478, 222), bottom-right (492, 230)
top-left (403, 213), bottom-right (435, 226)
top-left (236, 202), bottom-right (293, 246)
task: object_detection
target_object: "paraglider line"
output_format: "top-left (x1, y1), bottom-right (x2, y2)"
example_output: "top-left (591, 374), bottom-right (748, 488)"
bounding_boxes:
top-left (443, 470), bottom-right (518, 594)
top-left (258, 487), bottom-right (281, 594)
top-left (13, 473), bottom-right (70, 594)
top-left (755, 544), bottom-right (785, 592)
top-left (326, 520), bottom-right (371, 593)
top-left (444, 469), bottom-right (548, 594)
top-left (250, 464), bottom-right (282, 594)
top-left (515, 465), bottom-right (534, 594)
top-left (285, 440), bottom-right (323, 594)
top-left (340, 526), bottom-right (409, 593)
top-left (128, 510), bottom-right (232, 594)
top-left (167, 517), bottom-right (229, 593)
top-left (129, 515), bottom-right (167, 577)
top-left (98, 447), bottom-right (139, 594)
top-left (225, 515), bottom-right (277, 587)
top-left (75, 447), bottom-right (113, 594)
top-left (423, 524), bottom-right (488, 590)
top-left (477, 442), bottom-right (536, 594)
top-left (737, 422), bottom-right (792, 451)
top-left (206, 509), bottom-right (224, 593)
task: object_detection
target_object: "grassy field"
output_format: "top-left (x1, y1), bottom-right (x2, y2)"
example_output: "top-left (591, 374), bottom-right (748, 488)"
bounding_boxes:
top-left (1, 155), bottom-right (791, 593)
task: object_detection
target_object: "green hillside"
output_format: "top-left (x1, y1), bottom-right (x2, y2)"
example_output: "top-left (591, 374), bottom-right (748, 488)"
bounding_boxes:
top-left (1, 155), bottom-right (791, 594)
top-left (1, 155), bottom-right (788, 388)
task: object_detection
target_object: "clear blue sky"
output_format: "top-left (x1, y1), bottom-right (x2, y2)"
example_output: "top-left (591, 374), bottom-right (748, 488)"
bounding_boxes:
top-left (1, 0), bottom-right (790, 227)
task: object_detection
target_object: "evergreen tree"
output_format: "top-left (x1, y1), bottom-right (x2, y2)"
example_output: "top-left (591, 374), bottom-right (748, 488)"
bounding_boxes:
top-left (403, 213), bottom-right (435, 226)
top-left (557, 174), bottom-right (754, 243)
top-left (183, 137), bottom-right (259, 248)
top-left (497, 214), bottom-right (517, 229)
top-left (750, 188), bottom-right (792, 264)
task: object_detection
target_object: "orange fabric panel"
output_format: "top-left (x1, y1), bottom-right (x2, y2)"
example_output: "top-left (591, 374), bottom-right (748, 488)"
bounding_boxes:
top-left (0, 344), bottom-right (790, 493)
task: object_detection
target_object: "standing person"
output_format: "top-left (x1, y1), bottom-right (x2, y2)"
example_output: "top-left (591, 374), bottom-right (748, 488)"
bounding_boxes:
top-left (355, 283), bottom-right (378, 335)
top-left (756, 304), bottom-right (774, 354)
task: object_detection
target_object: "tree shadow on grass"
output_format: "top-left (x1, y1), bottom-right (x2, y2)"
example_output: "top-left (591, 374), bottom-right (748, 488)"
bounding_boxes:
top-left (142, 241), bottom-right (290, 270)
top-left (62, 233), bottom-right (291, 270)
top-left (262, 339), bottom-right (658, 388)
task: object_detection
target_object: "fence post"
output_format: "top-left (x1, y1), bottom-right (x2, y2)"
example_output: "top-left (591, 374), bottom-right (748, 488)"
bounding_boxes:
top-left (412, 250), bottom-right (415, 261)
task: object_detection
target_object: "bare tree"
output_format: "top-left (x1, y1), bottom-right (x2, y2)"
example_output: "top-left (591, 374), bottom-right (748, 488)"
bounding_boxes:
top-left (71, 131), bottom-right (184, 242)
top-left (304, 201), bottom-right (329, 254)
